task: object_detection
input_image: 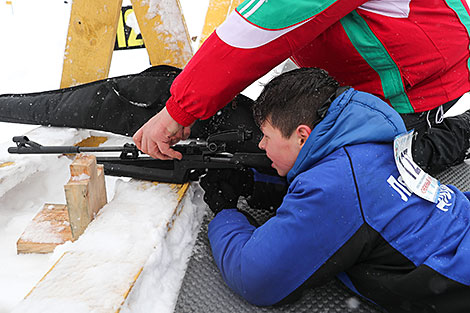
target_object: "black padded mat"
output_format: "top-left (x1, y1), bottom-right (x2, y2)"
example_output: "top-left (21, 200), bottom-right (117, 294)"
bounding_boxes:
top-left (174, 162), bottom-right (470, 313)
top-left (435, 161), bottom-right (470, 192)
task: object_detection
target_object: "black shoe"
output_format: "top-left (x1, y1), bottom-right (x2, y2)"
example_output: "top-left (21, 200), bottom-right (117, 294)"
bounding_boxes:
top-left (459, 108), bottom-right (470, 124)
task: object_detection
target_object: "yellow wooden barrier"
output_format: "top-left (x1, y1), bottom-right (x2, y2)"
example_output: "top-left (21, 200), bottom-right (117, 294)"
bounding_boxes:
top-left (131, 0), bottom-right (193, 67)
top-left (61, 0), bottom-right (192, 88)
top-left (60, 0), bottom-right (123, 88)
top-left (200, 0), bottom-right (243, 47)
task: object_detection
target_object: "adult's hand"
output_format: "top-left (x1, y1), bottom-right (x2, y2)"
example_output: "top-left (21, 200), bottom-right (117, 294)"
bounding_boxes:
top-left (133, 107), bottom-right (191, 160)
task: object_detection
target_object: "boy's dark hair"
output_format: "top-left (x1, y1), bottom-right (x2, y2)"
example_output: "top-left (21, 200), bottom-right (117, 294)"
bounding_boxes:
top-left (253, 67), bottom-right (340, 138)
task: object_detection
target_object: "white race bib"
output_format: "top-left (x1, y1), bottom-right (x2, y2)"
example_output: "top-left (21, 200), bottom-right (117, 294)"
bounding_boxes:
top-left (393, 130), bottom-right (440, 203)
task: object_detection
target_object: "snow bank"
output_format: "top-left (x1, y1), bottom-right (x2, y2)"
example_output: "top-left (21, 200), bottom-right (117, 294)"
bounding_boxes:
top-left (120, 184), bottom-right (206, 313)
top-left (0, 127), bottom-right (92, 198)
top-left (12, 181), bottom-right (205, 313)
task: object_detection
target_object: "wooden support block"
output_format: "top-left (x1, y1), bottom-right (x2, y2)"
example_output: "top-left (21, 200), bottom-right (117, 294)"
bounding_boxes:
top-left (200, 0), bottom-right (243, 46)
top-left (60, 0), bottom-right (123, 88)
top-left (131, 0), bottom-right (193, 67)
top-left (64, 154), bottom-right (107, 241)
top-left (17, 204), bottom-right (72, 254)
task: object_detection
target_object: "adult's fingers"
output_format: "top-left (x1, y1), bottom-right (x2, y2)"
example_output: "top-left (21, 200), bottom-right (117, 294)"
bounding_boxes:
top-left (133, 128), bottom-right (143, 150)
top-left (158, 140), bottom-right (183, 160)
top-left (139, 132), bottom-right (183, 160)
top-left (141, 135), bottom-right (172, 160)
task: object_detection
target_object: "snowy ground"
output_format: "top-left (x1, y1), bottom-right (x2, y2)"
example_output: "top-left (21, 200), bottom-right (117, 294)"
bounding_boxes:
top-left (1, 1), bottom-right (470, 313)
top-left (0, 1), bottom-right (212, 312)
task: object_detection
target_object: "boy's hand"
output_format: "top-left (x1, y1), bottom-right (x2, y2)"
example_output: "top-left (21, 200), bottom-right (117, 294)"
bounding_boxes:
top-left (200, 169), bottom-right (253, 215)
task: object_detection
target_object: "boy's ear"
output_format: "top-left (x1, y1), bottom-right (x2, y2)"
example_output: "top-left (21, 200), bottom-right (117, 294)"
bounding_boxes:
top-left (296, 125), bottom-right (312, 146)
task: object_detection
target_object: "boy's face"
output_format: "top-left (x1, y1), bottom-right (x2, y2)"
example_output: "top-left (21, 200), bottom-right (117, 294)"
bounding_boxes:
top-left (258, 119), bottom-right (310, 176)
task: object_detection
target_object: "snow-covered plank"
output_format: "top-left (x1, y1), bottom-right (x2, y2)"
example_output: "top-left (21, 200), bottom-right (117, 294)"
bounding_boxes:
top-left (60, 0), bottom-right (123, 88)
top-left (13, 180), bottom-right (190, 313)
top-left (17, 204), bottom-right (72, 254)
top-left (131, 0), bottom-right (193, 67)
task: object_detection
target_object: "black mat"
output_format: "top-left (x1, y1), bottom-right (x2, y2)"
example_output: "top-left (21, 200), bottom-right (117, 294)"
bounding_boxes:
top-left (174, 162), bottom-right (470, 313)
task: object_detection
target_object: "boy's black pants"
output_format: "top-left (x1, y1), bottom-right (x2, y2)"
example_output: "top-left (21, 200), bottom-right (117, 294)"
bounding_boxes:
top-left (401, 98), bottom-right (470, 175)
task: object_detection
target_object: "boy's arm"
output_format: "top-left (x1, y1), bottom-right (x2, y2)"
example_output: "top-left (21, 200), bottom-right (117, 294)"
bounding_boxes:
top-left (208, 174), bottom-right (365, 306)
top-left (166, 0), bottom-right (369, 126)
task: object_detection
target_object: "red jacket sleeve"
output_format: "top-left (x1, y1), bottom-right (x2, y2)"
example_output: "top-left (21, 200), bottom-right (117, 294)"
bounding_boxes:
top-left (166, 1), bottom-right (368, 126)
top-left (165, 30), bottom-right (290, 126)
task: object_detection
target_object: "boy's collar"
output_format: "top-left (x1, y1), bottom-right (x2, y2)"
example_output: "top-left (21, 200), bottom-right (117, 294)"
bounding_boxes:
top-left (313, 86), bottom-right (351, 128)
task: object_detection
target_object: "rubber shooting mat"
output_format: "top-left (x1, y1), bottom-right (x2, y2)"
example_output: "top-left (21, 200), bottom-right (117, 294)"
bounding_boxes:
top-left (174, 161), bottom-right (470, 313)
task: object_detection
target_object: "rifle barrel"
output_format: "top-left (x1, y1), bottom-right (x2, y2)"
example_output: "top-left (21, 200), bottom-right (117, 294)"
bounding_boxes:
top-left (8, 145), bottom-right (134, 154)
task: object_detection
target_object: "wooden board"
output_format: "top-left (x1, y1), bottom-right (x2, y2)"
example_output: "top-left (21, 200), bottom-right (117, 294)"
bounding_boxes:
top-left (131, 0), bottom-right (193, 67)
top-left (60, 0), bottom-right (123, 88)
top-left (199, 0), bottom-right (243, 46)
top-left (19, 181), bottom-right (190, 313)
top-left (17, 204), bottom-right (72, 254)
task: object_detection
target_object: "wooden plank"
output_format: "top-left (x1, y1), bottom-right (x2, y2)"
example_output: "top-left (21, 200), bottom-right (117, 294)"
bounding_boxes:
top-left (0, 161), bottom-right (14, 168)
top-left (17, 204), bottom-right (72, 254)
top-left (64, 154), bottom-right (107, 240)
top-left (60, 0), bottom-right (123, 88)
top-left (20, 181), bottom-right (190, 313)
top-left (75, 136), bottom-right (108, 148)
top-left (131, 0), bottom-right (193, 67)
top-left (165, 183), bottom-right (190, 233)
top-left (199, 0), bottom-right (243, 47)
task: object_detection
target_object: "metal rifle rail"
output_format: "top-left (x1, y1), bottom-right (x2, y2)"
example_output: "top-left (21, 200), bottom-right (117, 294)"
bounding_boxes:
top-left (8, 133), bottom-right (274, 184)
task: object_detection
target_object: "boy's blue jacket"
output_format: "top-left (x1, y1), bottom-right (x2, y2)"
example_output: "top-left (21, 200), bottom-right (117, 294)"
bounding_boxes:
top-left (208, 89), bottom-right (470, 312)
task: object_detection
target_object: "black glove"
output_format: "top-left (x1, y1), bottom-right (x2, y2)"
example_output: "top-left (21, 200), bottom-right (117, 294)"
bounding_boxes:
top-left (247, 170), bottom-right (288, 211)
top-left (200, 169), bottom-right (254, 215)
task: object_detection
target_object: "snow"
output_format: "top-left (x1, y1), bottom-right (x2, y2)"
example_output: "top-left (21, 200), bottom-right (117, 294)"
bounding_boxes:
top-left (120, 186), bottom-right (206, 313)
top-left (70, 173), bottom-right (91, 181)
top-left (12, 181), bottom-right (205, 313)
top-left (0, 1), bottom-right (210, 312)
top-left (0, 127), bottom-right (93, 198)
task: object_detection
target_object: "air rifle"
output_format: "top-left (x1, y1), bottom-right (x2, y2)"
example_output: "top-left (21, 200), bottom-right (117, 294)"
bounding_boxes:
top-left (8, 130), bottom-right (275, 184)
